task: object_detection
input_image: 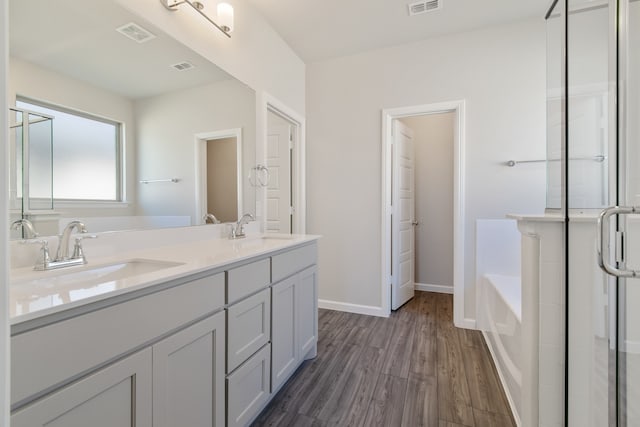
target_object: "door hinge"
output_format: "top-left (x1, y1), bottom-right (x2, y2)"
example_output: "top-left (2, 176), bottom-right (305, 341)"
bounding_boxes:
top-left (289, 206), bottom-right (295, 215)
top-left (615, 231), bottom-right (624, 263)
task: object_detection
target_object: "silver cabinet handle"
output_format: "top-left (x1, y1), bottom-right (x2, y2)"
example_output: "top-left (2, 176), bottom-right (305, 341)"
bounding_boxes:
top-left (412, 221), bottom-right (419, 226)
top-left (597, 206), bottom-right (639, 277)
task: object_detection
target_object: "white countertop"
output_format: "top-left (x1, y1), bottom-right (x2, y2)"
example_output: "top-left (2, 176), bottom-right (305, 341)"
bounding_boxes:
top-left (10, 233), bottom-right (320, 325)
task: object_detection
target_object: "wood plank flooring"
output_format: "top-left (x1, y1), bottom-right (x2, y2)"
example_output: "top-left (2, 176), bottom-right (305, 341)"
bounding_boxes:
top-left (252, 291), bottom-right (515, 427)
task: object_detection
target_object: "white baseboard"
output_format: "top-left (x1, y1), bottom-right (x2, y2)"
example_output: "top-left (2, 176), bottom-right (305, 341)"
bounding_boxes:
top-left (415, 283), bottom-right (454, 294)
top-left (455, 318), bottom-right (477, 330)
top-left (318, 299), bottom-right (389, 317)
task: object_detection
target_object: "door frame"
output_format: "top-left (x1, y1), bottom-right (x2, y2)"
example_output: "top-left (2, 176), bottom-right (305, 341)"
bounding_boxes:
top-left (258, 92), bottom-right (306, 234)
top-left (194, 128), bottom-right (243, 223)
top-left (381, 100), bottom-right (467, 327)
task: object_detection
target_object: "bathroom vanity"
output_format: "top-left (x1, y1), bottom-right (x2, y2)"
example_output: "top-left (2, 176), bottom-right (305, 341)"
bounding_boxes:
top-left (8, 230), bottom-right (319, 427)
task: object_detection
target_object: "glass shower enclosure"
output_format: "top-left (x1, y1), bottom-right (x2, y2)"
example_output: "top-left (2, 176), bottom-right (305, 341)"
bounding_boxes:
top-left (9, 107), bottom-right (53, 238)
top-left (548, 0), bottom-right (640, 425)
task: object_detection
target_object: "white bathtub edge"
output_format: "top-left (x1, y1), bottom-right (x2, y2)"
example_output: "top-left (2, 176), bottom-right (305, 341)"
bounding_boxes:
top-left (482, 330), bottom-right (522, 427)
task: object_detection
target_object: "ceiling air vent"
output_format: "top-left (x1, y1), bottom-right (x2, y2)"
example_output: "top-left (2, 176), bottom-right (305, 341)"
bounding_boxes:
top-left (171, 61), bottom-right (196, 71)
top-left (408, 0), bottom-right (442, 16)
top-left (116, 22), bottom-right (156, 43)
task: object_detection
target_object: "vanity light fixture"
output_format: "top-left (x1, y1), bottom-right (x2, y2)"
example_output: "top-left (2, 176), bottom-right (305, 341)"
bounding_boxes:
top-left (160, 0), bottom-right (234, 38)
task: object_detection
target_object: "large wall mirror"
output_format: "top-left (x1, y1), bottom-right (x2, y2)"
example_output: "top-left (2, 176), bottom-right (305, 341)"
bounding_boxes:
top-left (8, 0), bottom-right (257, 238)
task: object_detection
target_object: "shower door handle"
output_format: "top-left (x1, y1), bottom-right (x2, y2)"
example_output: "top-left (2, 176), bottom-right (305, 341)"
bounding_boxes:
top-left (597, 206), bottom-right (640, 277)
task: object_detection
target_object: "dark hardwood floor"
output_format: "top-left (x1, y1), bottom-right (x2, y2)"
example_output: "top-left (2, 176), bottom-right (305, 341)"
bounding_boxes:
top-left (253, 291), bottom-right (515, 427)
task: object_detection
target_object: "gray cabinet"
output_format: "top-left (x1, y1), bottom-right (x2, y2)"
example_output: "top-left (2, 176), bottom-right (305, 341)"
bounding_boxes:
top-left (298, 266), bottom-right (318, 358)
top-left (227, 289), bottom-right (271, 373)
top-left (226, 344), bottom-right (271, 427)
top-left (153, 312), bottom-right (226, 427)
top-left (271, 265), bottom-right (318, 394)
top-left (11, 348), bottom-right (152, 427)
top-left (271, 275), bottom-right (298, 392)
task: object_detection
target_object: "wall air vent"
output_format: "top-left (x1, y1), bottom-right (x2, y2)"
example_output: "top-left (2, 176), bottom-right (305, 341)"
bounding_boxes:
top-left (408, 0), bottom-right (442, 16)
top-left (116, 22), bottom-right (156, 43)
top-left (171, 61), bottom-right (196, 71)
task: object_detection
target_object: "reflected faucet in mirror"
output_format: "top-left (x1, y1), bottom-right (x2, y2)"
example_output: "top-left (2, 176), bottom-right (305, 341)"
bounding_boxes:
top-left (203, 213), bottom-right (221, 224)
top-left (11, 219), bottom-right (39, 239)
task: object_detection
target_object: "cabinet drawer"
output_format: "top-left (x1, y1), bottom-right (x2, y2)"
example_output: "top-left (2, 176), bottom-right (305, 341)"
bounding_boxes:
top-left (12, 273), bottom-right (224, 406)
top-left (227, 258), bottom-right (271, 304)
top-left (271, 243), bottom-right (317, 283)
top-left (227, 289), bottom-right (271, 373)
top-left (226, 344), bottom-right (271, 427)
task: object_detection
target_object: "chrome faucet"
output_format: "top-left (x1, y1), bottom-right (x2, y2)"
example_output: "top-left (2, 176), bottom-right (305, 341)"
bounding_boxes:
top-left (56, 221), bottom-right (88, 261)
top-left (230, 214), bottom-right (254, 239)
top-left (11, 219), bottom-right (39, 239)
top-left (39, 220), bottom-right (97, 270)
top-left (203, 213), bottom-right (221, 224)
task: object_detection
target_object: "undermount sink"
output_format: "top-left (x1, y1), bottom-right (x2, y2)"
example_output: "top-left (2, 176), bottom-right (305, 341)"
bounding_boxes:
top-left (10, 259), bottom-right (185, 319)
top-left (14, 259), bottom-right (184, 290)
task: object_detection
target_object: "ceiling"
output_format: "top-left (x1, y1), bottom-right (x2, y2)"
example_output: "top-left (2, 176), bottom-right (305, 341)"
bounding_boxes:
top-left (9, 0), bottom-right (232, 99)
top-left (245, 0), bottom-right (552, 63)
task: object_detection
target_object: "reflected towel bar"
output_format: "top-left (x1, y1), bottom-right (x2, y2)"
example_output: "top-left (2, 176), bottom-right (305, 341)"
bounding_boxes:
top-left (139, 178), bottom-right (180, 184)
top-left (506, 155), bottom-right (606, 167)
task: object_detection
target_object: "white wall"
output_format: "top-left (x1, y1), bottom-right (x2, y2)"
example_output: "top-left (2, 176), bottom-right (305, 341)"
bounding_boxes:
top-left (134, 79), bottom-right (255, 223)
top-left (401, 113), bottom-right (454, 290)
top-left (0, 0), bottom-right (9, 422)
top-left (8, 57), bottom-right (137, 217)
top-left (307, 18), bottom-right (547, 320)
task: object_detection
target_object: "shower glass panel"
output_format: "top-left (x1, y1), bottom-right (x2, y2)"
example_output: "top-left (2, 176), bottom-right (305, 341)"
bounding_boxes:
top-left (546, 3), bottom-right (563, 209)
top-left (9, 109), bottom-right (23, 213)
top-left (565, 0), bottom-right (640, 425)
top-left (565, 0), bottom-right (616, 426)
top-left (547, 0), bottom-right (611, 211)
top-left (567, 0), bottom-right (610, 210)
top-left (620, 1), bottom-right (640, 425)
top-left (8, 107), bottom-right (54, 235)
top-left (27, 111), bottom-right (54, 210)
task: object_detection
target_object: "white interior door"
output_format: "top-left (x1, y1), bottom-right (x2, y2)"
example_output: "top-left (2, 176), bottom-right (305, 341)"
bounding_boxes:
top-left (266, 123), bottom-right (292, 233)
top-left (391, 120), bottom-right (416, 310)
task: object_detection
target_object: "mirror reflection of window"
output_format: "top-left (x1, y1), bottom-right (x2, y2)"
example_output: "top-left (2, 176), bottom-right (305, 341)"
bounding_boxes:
top-left (16, 98), bottom-right (121, 202)
top-left (206, 137), bottom-right (238, 223)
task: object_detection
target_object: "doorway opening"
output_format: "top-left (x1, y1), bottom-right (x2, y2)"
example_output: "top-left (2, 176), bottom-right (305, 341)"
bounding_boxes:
top-left (259, 93), bottom-right (306, 235)
top-left (381, 100), bottom-right (467, 327)
top-left (266, 109), bottom-right (295, 234)
top-left (194, 128), bottom-right (243, 224)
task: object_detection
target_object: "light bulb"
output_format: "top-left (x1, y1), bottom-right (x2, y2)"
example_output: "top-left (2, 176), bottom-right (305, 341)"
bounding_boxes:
top-left (217, 3), bottom-right (234, 33)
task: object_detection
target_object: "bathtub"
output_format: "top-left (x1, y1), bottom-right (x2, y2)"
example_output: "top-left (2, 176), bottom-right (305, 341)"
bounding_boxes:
top-left (480, 274), bottom-right (522, 426)
top-left (475, 219), bottom-right (522, 425)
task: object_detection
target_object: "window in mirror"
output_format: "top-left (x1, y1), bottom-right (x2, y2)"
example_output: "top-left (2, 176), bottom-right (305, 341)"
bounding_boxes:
top-left (16, 97), bottom-right (122, 201)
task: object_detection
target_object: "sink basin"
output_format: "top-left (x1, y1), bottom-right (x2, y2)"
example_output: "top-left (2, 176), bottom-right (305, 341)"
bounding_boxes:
top-left (14, 259), bottom-right (184, 291)
top-left (11, 259), bottom-right (185, 318)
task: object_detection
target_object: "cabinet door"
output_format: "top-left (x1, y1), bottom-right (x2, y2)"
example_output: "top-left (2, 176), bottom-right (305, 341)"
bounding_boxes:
top-left (227, 289), bottom-right (271, 372)
top-left (11, 348), bottom-right (152, 427)
top-left (271, 276), bottom-right (298, 392)
top-left (227, 344), bottom-right (271, 427)
top-left (298, 266), bottom-right (318, 358)
top-left (153, 312), bottom-right (225, 427)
